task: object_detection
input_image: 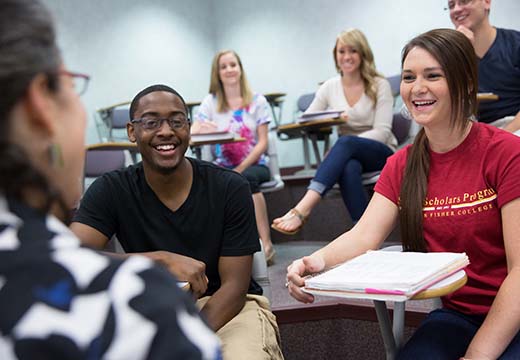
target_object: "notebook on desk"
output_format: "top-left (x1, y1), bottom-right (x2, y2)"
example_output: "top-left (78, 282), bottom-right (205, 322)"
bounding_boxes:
top-left (303, 250), bottom-right (469, 301)
top-left (297, 110), bottom-right (343, 123)
top-left (190, 131), bottom-right (234, 142)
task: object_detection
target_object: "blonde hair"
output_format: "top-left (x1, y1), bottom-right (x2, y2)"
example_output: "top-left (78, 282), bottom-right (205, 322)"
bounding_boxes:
top-left (209, 50), bottom-right (253, 112)
top-left (333, 28), bottom-right (383, 106)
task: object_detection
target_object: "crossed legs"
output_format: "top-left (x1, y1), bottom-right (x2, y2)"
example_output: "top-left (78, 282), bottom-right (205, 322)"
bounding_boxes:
top-left (272, 136), bottom-right (393, 234)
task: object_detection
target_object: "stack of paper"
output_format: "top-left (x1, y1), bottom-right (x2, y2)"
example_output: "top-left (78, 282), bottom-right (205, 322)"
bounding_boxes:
top-left (304, 250), bottom-right (469, 301)
top-left (297, 110), bottom-right (343, 123)
top-left (190, 131), bottom-right (234, 142)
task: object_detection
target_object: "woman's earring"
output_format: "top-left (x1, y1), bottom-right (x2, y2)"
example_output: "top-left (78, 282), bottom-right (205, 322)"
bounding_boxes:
top-left (48, 143), bottom-right (64, 168)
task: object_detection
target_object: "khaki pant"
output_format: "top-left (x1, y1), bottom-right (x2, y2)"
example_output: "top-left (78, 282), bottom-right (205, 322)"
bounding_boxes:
top-left (197, 294), bottom-right (283, 360)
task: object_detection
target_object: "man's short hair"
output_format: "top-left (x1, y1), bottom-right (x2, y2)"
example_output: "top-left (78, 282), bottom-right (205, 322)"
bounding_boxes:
top-left (129, 84), bottom-right (189, 120)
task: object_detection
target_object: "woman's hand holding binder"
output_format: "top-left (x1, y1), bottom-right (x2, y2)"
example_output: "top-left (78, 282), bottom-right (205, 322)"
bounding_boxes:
top-left (286, 254), bottom-right (325, 304)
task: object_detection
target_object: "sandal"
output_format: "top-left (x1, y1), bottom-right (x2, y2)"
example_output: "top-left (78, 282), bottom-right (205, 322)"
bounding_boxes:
top-left (271, 208), bottom-right (306, 235)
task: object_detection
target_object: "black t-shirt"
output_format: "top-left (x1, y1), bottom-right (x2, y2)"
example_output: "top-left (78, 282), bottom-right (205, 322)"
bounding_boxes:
top-left (0, 197), bottom-right (221, 359)
top-left (74, 158), bottom-right (261, 296)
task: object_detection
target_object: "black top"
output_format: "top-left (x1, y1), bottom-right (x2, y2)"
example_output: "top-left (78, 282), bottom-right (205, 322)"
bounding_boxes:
top-left (74, 158), bottom-right (262, 296)
top-left (0, 196), bottom-right (221, 359)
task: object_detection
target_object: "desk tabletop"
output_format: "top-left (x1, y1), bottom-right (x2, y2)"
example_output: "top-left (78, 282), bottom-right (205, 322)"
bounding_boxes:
top-left (96, 101), bottom-right (131, 113)
top-left (97, 100), bottom-right (202, 114)
top-left (411, 270), bottom-right (467, 300)
top-left (477, 93), bottom-right (499, 102)
top-left (278, 118), bottom-right (346, 131)
top-left (190, 136), bottom-right (245, 147)
top-left (186, 101), bottom-right (201, 107)
top-left (87, 142), bottom-right (137, 151)
top-left (264, 92), bottom-right (286, 102)
top-left (87, 138), bottom-right (246, 151)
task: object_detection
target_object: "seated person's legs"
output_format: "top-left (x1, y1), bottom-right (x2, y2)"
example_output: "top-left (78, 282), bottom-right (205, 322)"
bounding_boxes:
top-left (241, 165), bottom-right (275, 263)
top-left (397, 308), bottom-right (480, 360)
top-left (339, 159), bottom-right (365, 223)
top-left (197, 294), bottom-right (283, 360)
top-left (272, 136), bottom-right (393, 233)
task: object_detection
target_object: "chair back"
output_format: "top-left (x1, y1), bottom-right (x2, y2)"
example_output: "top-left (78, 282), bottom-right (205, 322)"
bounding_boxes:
top-left (361, 113), bottom-right (412, 186)
top-left (84, 148), bottom-right (126, 191)
top-left (107, 108), bottom-right (130, 141)
top-left (386, 74), bottom-right (401, 99)
top-left (392, 112), bottom-right (412, 146)
top-left (259, 130), bottom-right (285, 193)
top-left (297, 93), bottom-right (315, 113)
top-left (85, 149), bottom-right (126, 177)
top-left (111, 108), bottom-right (130, 128)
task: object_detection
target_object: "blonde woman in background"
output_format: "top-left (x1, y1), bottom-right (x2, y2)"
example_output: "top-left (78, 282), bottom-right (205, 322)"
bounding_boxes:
top-left (194, 50), bottom-right (276, 265)
top-left (272, 28), bottom-right (396, 235)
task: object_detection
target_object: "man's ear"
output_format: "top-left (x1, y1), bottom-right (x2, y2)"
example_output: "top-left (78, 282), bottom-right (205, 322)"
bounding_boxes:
top-left (127, 122), bottom-right (136, 142)
top-left (24, 73), bottom-right (58, 138)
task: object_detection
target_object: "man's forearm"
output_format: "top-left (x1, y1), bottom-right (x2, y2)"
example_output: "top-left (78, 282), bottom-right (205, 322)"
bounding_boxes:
top-left (201, 285), bottom-right (247, 331)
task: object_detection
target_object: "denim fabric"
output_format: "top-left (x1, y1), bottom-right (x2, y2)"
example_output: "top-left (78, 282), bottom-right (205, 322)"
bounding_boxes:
top-left (397, 308), bottom-right (520, 359)
top-left (308, 136), bottom-right (393, 221)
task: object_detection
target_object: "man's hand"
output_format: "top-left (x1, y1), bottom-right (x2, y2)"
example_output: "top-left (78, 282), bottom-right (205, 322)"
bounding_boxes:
top-left (153, 251), bottom-right (208, 298)
top-left (457, 25), bottom-right (475, 46)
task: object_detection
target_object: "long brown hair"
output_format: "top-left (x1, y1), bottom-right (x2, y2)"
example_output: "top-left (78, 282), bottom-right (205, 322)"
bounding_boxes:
top-left (399, 29), bottom-right (478, 252)
top-left (209, 50), bottom-right (253, 113)
top-left (333, 28), bottom-right (383, 107)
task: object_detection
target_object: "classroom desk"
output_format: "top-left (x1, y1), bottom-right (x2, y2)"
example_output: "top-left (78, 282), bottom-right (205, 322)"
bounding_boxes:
top-left (96, 100), bottom-right (202, 120)
top-left (373, 270), bottom-right (468, 360)
top-left (277, 118), bottom-right (346, 176)
top-left (87, 141), bottom-right (139, 163)
top-left (264, 92), bottom-right (286, 127)
top-left (96, 101), bottom-right (131, 115)
top-left (186, 101), bottom-right (201, 120)
top-left (477, 93), bottom-right (499, 102)
top-left (87, 138), bottom-right (246, 162)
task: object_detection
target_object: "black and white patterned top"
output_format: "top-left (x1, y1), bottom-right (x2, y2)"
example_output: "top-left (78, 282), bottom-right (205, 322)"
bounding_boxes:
top-left (0, 196), bottom-right (222, 359)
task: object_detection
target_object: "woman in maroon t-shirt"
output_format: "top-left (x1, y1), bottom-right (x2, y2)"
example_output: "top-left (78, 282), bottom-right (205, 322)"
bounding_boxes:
top-left (285, 28), bottom-right (520, 360)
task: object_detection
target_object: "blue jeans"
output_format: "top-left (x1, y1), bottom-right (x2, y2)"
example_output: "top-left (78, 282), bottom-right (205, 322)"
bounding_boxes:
top-left (308, 136), bottom-right (393, 221)
top-left (397, 308), bottom-right (520, 359)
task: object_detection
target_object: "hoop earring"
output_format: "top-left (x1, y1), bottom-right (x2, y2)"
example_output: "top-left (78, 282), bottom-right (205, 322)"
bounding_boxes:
top-left (48, 143), bottom-right (64, 168)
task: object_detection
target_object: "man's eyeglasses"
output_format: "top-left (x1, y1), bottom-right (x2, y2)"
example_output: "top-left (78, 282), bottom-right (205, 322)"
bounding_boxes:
top-left (59, 71), bottom-right (90, 96)
top-left (445, 0), bottom-right (474, 11)
top-left (131, 116), bottom-right (190, 131)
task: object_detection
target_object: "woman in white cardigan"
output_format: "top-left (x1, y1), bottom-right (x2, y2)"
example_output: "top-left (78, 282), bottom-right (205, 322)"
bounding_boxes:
top-left (272, 28), bottom-right (396, 235)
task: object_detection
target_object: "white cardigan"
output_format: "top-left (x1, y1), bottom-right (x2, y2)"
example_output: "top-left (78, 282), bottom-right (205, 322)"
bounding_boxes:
top-left (306, 76), bottom-right (397, 151)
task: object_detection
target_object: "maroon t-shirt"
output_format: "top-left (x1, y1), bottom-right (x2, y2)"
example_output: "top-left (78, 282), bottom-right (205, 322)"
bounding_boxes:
top-left (375, 122), bottom-right (520, 315)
